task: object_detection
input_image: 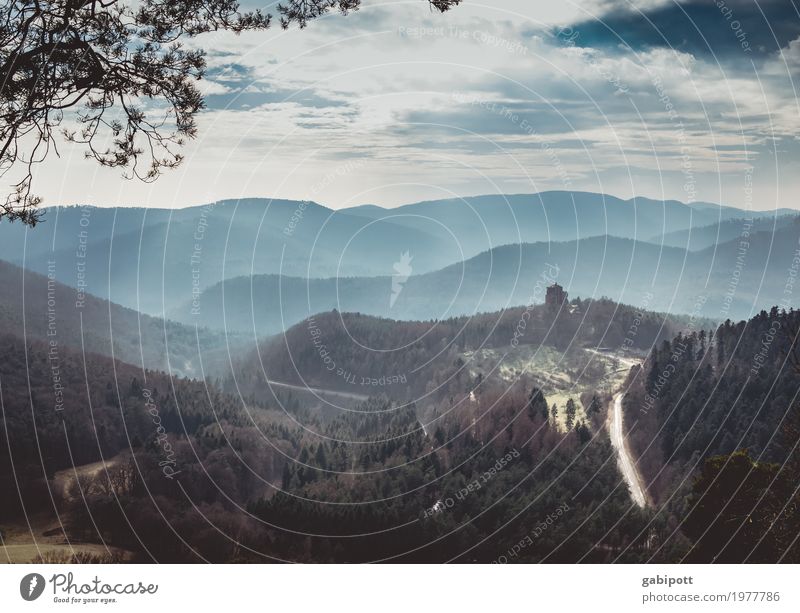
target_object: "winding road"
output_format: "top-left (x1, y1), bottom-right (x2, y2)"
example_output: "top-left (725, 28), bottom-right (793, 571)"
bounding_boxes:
top-left (608, 392), bottom-right (648, 508)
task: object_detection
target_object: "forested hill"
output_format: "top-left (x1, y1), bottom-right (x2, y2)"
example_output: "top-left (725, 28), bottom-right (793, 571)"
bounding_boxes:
top-left (0, 258), bottom-right (248, 378)
top-left (7, 293), bottom-right (797, 562)
top-left (0, 331), bottom-right (303, 560)
top-left (623, 307), bottom-right (800, 562)
top-left (232, 298), bottom-right (707, 400)
top-left (0, 331), bottom-right (286, 493)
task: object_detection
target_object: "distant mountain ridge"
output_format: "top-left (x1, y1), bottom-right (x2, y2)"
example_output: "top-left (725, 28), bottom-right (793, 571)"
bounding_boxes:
top-left (651, 215), bottom-right (797, 251)
top-left (172, 220), bottom-right (800, 335)
top-left (1, 191), bottom-right (791, 317)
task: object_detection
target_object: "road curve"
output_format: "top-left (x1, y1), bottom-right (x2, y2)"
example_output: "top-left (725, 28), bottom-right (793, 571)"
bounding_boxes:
top-left (608, 392), bottom-right (648, 508)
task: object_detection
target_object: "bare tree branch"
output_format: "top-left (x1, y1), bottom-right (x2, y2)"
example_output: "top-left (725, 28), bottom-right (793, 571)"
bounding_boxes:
top-left (0, 0), bottom-right (461, 225)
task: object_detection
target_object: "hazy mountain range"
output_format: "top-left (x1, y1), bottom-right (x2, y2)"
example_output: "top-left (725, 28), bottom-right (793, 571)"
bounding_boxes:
top-left (173, 221), bottom-right (800, 336)
top-left (1, 191), bottom-right (792, 315)
top-left (1, 191), bottom-right (796, 337)
top-left (0, 259), bottom-right (250, 378)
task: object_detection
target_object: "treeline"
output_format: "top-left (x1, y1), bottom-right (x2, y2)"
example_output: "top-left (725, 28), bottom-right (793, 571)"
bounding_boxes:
top-left (623, 307), bottom-right (800, 562)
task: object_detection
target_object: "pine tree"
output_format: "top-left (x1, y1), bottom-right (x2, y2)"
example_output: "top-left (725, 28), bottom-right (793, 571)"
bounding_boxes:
top-left (315, 444), bottom-right (328, 470)
top-left (575, 420), bottom-right (591, 444)
top-left (565, 398), bottom-right (577, 430)
top-left (527, 386), bottom-right (549, 423)
top-left (698, 329), bottom-right (707, 361)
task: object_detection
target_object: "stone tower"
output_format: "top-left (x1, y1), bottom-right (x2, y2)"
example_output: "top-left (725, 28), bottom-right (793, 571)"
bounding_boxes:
top-left (545, 283), bottom-right (567, 310)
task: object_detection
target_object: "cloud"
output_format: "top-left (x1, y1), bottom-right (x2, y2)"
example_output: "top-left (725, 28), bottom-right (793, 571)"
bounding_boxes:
top-left (564, 0), bottom-right (800, 60)
top-left (197, 80), bottom-right (233, 96)
top-left (26, 1), bottom-right (800, 212)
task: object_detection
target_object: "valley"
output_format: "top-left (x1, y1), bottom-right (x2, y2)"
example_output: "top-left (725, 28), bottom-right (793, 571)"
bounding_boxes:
top-left (1, 191), bottom-right (798, 563)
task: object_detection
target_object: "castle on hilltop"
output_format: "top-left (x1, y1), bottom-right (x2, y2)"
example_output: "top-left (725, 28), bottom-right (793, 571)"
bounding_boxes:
top-left (545, 283), bottom-right (567, 310)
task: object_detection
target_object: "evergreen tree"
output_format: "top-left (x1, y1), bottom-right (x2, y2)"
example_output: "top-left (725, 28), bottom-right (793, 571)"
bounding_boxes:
top-left (527, 386), bottom-right (549, 423)
top-left (575, 420), bottom-right (591, 444)
top-left (698, 329), bottom-right (707, 360)
top-left (281, 463), bottom-right (292, 490)
top-left (315, 444), bottom-right (328, 470)
top-left (565, 398), bottom-right (577, 430)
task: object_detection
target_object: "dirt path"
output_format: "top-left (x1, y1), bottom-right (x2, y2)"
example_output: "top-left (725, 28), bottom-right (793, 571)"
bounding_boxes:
top-left (52, 454), bottom-right (124, 501)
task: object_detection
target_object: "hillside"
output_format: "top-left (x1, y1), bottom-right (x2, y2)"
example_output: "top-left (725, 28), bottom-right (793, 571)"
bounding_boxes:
top-left (0, 331), bottom-right (302, 561)
top-left (0, 259), bottom-right (248, 378)
top-left (0, 326), bottom-right (652, 562)
top-left (229, 300), bottom-right (701, 409)
top-left (2, 292), bottom-right (796, 562)
top-left (622, 308), bottom-right (800, 562)
top-left (652, 215), bottom-right (797, 251)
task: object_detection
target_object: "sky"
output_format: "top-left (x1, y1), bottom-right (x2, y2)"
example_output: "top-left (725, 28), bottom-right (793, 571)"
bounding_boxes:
top-left (27, 0), bottom-right (800, 211)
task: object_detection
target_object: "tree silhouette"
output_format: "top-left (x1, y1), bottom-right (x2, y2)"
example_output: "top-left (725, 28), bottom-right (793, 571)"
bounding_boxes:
top-left (527, 386), bottom-right (549, 423)
top-left (682, 450), bottom-right (791, 562)
top-left (565, 398), bottom-right (576, 430)
top-left (0, 0), bottom-right (461, 225)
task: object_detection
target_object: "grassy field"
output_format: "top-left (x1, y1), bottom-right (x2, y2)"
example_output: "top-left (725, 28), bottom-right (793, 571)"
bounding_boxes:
top-left (462, 344), bottom-right (638, 431)
top-left (0, 511), bottom-right (132, 563)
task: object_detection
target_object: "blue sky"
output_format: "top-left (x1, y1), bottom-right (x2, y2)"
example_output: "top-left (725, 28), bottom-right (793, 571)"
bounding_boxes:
top-left (33, 0), bottom-right (800, 211)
